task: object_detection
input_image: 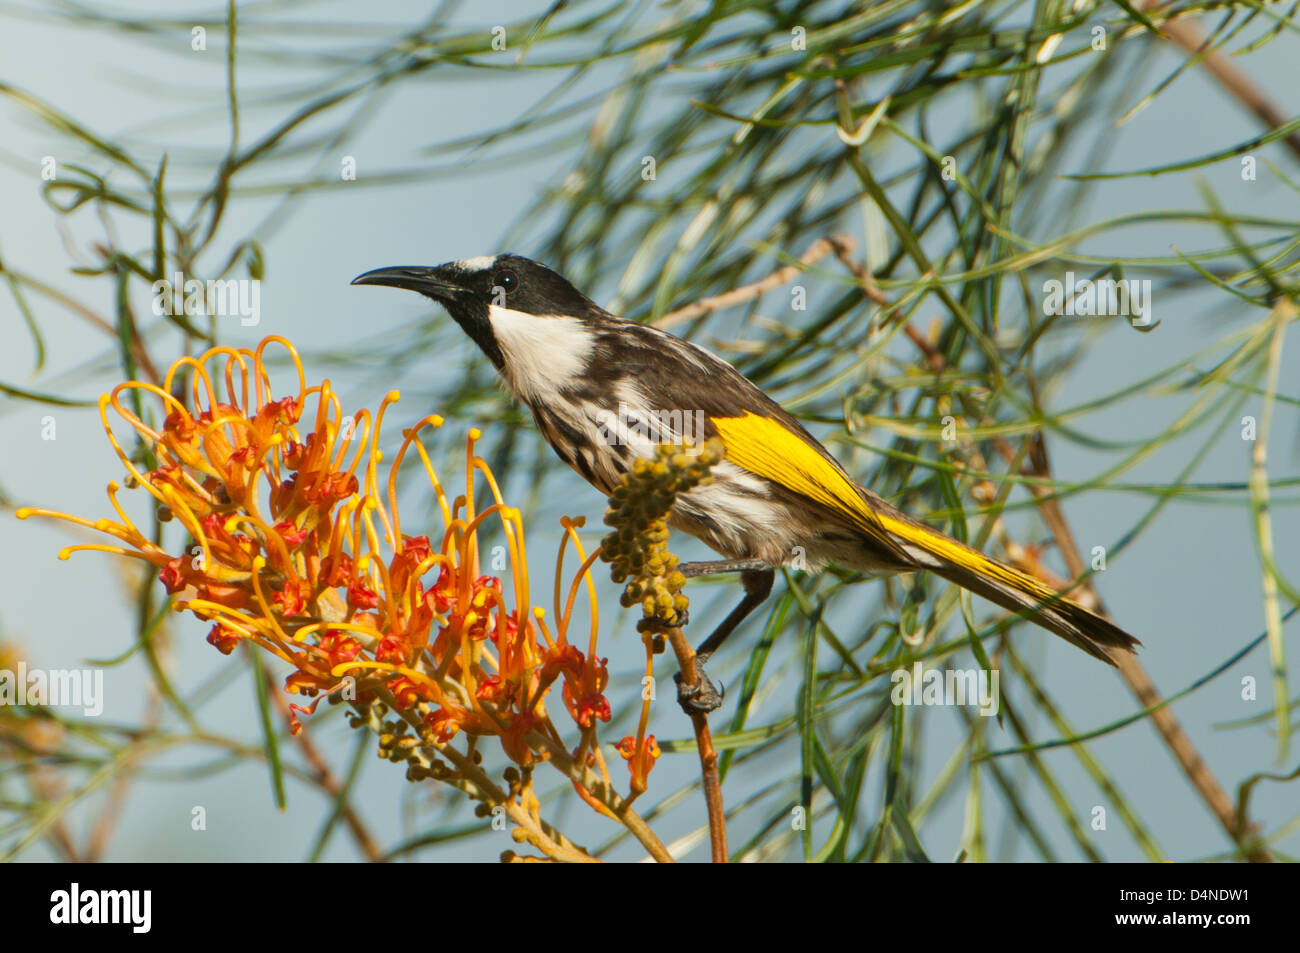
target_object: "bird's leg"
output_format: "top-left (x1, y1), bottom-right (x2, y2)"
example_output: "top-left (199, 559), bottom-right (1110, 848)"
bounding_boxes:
top-left (679, 558), bottom-right (770, 577)
top-left (671, 559), bottom-right (768, 628)
top-left (672, 564), bottom-right (775, 715)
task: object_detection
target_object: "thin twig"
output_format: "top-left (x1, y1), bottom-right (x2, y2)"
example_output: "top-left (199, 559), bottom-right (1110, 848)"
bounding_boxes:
top-left (654, 234), bottom-right (858, 330)
top-left (1148, 5), bottom-right (1300, 160)
top-left (664, 625), bottom-right (728, 863)
top-left (830, 237), bottom-right (945, 369)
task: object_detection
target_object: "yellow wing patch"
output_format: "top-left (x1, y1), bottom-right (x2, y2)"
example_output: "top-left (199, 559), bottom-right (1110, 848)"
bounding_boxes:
top-left (710, 411), bottom-right (889, 538)
top-left (711, 411), bottom-right (1060, 603)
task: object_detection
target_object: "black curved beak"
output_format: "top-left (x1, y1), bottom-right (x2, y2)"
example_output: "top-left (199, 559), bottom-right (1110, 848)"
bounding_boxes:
top-left (351, 266), bottom-right (464, 302)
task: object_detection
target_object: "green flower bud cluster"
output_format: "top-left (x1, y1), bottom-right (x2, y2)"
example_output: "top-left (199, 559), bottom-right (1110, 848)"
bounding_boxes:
top-left (600, 438), bottom-right (725, 630)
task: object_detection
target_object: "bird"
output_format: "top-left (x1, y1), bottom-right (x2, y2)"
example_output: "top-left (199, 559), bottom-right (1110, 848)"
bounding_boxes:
top-left (352, 254), bottom-right (1140, 712)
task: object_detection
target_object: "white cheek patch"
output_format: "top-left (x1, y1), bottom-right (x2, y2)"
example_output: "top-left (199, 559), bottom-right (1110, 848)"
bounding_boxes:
top-left (486, 305), bottom-right (593, 401)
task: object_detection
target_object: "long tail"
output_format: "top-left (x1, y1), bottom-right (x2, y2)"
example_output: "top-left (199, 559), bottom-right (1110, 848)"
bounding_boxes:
top-left (880, 514), bottom-right (1140, 664)
top-left (701, 409), bottom-right (1140, 661)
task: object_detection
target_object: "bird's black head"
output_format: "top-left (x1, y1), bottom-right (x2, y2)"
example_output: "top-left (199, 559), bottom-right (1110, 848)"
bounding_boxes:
top-left (351, 254), bottom-right (608, 369)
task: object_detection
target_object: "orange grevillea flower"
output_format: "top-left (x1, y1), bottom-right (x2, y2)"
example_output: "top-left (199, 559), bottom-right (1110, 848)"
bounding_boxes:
top-left (17, 337), bottom-right (616, 772)
top-left (615, 734), bottom-right (661, 793)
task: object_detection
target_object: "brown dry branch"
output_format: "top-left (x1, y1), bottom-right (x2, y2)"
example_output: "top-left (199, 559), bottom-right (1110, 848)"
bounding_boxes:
top-left (1146, 2), bottom-right (1300, 161)
top-left (664, 624), bottom-right (728, 863)
top-left (655, 234), bottom-right (859, 330)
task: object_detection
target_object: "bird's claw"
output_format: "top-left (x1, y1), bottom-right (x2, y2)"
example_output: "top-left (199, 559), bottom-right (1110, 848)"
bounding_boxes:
top-left (674, 653), bottom-right (724, 715)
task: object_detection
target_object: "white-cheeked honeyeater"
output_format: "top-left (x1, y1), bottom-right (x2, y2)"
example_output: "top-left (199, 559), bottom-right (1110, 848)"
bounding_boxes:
top-left (353, 255), bottom-right (1140, 712)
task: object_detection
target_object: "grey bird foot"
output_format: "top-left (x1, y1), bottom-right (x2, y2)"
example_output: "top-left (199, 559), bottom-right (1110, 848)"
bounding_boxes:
top-left (674, 653), bottom-right (724, 715)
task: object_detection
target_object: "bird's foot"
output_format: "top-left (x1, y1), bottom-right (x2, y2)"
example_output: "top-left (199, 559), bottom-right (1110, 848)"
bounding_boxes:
top-left (674, 652), bottom-right (724, 715)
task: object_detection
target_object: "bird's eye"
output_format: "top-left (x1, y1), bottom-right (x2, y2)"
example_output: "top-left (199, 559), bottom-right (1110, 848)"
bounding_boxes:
top-left (493, 269), bottom-right (518, 295)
